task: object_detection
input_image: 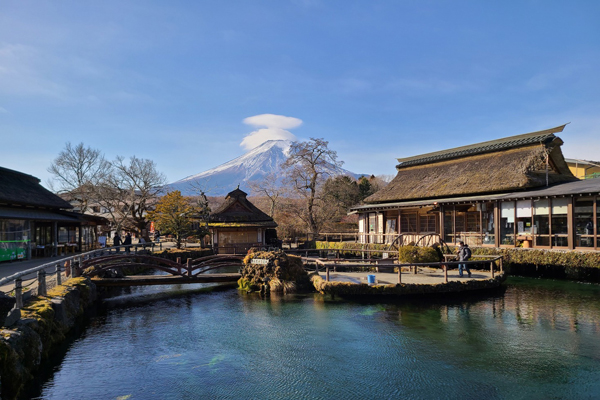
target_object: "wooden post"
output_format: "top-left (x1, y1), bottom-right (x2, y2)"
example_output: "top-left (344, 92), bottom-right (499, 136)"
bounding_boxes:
top-left (444, 264), bottom-right (448, 283)
top-left (15, 278), bottom-right (23, 309)
top-left (397, 267), bottom-right (402, 284)
top-left (55, 263), bottom-right (62, 286)
top-left (499, 257), bottom-right (503, 272)
top-left (326, 266), bottom-right (330, 282)
top-left (38, 270), bottom-right (47, 297)
top-left (490, 261), bottom-right (495, 278)
top-left (177, 257), bottom-right (182, 275)
top-left (65, 260), bottom-right (71, 277)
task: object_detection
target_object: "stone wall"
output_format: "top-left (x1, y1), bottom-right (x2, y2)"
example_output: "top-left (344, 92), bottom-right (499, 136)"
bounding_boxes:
top-left (0, 277), bottom-right (97, 400)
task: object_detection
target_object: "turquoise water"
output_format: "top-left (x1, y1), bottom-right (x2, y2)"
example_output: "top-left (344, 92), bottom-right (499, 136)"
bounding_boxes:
top-left (36, 278), bottom-right (600, 400)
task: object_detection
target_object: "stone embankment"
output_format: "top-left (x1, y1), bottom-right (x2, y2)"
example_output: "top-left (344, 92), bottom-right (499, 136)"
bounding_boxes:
top-left (0, 277), bottom-right (97, 400)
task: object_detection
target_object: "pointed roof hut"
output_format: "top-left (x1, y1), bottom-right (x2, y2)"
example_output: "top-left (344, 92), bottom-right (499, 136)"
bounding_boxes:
top-left (210, 187), bottom-right (277, 227)
top-left (209, 187), bottom-right (277, 254)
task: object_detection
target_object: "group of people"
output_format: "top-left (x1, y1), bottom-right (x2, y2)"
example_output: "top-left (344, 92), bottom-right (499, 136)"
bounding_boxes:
top-left (112, 232), bottom-right (132, 253)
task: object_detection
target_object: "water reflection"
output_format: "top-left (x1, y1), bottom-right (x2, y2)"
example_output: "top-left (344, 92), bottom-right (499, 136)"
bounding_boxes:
top-left (36, 277), bottom-right (600, 400)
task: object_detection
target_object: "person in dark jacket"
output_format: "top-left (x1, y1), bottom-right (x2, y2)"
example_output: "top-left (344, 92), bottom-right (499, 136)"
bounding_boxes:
top-left (113, 233), bottom-right (121, 253)
top-left (123, 232), bottom-right (132, 253)
top-left (457, 241), bottom-right (472, 278)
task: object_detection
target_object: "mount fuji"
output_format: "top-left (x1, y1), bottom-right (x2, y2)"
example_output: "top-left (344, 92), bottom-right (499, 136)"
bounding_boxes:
top-left (167, 140), bottom-right (360, 196)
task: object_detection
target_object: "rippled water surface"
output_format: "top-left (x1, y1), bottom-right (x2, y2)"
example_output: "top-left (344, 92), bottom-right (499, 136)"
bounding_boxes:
top-left (37, 278), bottom-right (600, 400)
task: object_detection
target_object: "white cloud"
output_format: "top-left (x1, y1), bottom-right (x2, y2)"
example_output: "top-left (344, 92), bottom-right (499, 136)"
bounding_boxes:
top-left (240, 114), bottom-right (302, 150)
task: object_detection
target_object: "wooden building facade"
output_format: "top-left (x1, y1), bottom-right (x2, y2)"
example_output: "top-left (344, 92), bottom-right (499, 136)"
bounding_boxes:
top-left (209, 188), bottom-right (277, 254)
top-left (351, 125), bottom-right (600, 250)
top-left (0, 166), bottom-right (106, 261)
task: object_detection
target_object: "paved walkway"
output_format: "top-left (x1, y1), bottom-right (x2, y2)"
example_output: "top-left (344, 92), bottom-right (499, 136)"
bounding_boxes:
top-left (318, 267), bottom-right (498, 285)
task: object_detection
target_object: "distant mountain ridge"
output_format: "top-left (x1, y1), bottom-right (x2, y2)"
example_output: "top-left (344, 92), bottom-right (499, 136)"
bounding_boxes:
top-left (167, 140), bottom-right (360, 196)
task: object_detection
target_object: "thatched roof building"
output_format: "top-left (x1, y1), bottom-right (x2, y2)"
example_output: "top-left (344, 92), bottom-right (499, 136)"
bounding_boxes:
top-left (351, 125), bottom-right (600, 251)
top-left (0, 166), bottom-right (106, 260)
top-left (366, 124), bottom-right (576, 203)
top-left (209, 187), bottom-right (277, 254)
top-left (0, 167), bottom-right (73, 209)
top-left (210, 188), bottom-right (278, 228)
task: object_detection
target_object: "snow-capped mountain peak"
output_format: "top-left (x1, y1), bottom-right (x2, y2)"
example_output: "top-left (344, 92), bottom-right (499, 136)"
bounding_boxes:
top-left (167, 140), bottom-right (358, 196)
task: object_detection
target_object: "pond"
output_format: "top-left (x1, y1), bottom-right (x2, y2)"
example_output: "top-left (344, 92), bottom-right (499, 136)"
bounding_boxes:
top-left (34, 277), bottom-right (600, 400)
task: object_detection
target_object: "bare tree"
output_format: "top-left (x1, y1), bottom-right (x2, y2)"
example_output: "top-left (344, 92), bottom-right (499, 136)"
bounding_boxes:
top-left (114, 156), bottom-right (167, 237)
top-left (94, 156), bottom-right (166, 239)
top-left (248, 172), bottom-right (286, 218)
top-left (282, 138), bottom-right (343, 235)
top-left (47, 142), bottom-right (109, 213)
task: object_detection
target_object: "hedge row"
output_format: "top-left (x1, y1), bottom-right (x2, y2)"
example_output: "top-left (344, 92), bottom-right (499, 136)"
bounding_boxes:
top-left (152, 248), bottom-right (214, 262)
top-left (467, 247), bottom-right (600, 270)
top-left (316, 241), bottom-right (600, 270)
top-left (314, 241), bottom-right (391, 257)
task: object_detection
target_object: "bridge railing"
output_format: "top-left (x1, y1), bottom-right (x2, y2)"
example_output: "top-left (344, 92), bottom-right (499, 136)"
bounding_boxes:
top-left (305, 255), bottom-right (504, 284)
top-left (0, 242), bottom-right (159, 326)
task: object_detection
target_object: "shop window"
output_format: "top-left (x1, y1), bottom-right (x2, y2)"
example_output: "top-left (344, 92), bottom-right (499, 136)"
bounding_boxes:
top-left (443, 210), bottom-right (453, 244)
top-left (500, 201), bottom-right (515, 245)
top-left (551, 198), bottom-right (569, 247)
top-left (574, 197), bottom-right (594, 248)
top-left (419, 214), bottom-right (437, 233)
top-left (400, 212), bottom-right (417, 233)
top-left (385, 218), bottom-right (397, 243)
top-left (368, 213), bottom-right (377, 243)
top-left (597, 200), bottom-right (600, 248)
top-left (516, 200), bottom-right (532, 238)
top-left (533, 199), bottom-right (550, 247)
top-left (481, 202), bottom-right (495, 245)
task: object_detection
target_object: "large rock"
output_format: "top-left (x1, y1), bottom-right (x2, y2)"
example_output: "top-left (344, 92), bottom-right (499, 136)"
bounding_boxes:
top-left (239, 250), bottom-right (310, 294)
top-left (0, 291), bottom-right (16, 327)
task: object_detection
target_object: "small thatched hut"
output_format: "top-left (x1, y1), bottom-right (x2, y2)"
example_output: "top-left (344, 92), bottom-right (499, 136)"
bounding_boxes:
top-left (351, 125), bottom-right (600, 251)
top-left (209, 187), bottom-right (277, 254)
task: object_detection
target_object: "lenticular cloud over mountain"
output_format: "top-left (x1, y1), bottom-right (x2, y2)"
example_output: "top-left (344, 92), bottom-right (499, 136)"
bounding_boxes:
top-left (240, 114), bottom-right (301, 150)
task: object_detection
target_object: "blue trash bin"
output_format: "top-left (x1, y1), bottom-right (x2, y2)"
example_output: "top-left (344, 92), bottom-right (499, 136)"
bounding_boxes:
top-left (367, 274), bottom-right (376, 284)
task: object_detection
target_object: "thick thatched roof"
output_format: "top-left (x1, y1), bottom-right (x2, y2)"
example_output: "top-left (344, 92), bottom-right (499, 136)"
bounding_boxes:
top-left (0, 166), bottom-right (73, 209)
top-left (210, 188), bottom-right (277, 228)
top-left (366, 126), bottom-right (577, 204)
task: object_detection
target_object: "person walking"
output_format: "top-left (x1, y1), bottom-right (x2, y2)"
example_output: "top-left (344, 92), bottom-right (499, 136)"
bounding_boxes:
top-left (113, 233), bottom-right (121, 253)
top-left (123, 232), bottom-right (132, 253)
top-left (457, 241), bottom-right (472, 278)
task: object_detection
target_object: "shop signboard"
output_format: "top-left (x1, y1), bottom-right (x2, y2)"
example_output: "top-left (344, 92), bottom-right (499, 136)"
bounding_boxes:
top-left (0, 240), bottom-right (28, 262)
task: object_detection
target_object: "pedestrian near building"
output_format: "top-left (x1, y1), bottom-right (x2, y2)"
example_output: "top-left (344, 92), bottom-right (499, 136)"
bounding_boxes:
top-left (123, 232), bottom-right (132, 253)
top-left (457, 241), bottom-right (472, 278)
top-left (113, 233), bottom-right (121, 253)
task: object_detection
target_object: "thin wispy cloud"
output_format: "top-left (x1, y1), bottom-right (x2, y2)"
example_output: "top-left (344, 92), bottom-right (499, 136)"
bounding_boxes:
top-left (240, 114), bottom-right (301, 150)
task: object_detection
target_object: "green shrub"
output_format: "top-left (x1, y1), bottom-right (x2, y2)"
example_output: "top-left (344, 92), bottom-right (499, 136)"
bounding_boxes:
top-left (397, 245), bottom-right (440, 263)
top-left (469, 247), bottom-right (600, 269)
top-left (315, 241), bottom-right (390, 257)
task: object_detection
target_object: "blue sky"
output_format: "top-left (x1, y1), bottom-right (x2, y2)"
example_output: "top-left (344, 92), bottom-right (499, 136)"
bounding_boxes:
top-left (1, 1), bottom-right (599, 186)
